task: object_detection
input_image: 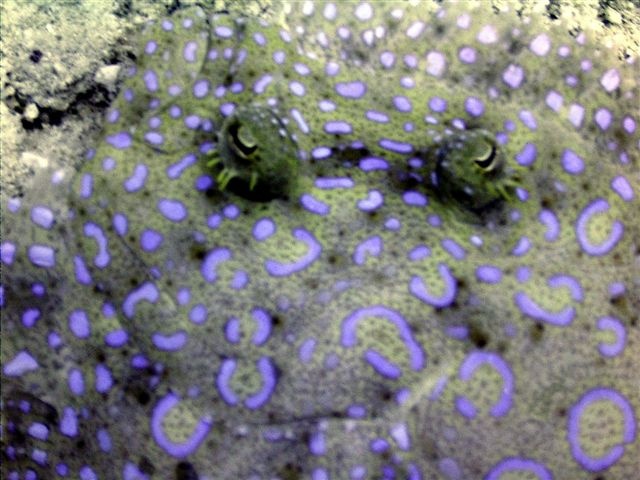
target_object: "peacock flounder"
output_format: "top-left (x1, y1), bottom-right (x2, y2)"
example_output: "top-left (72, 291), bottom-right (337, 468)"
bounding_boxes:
top-left (1, 1), bottom-right (638, 479)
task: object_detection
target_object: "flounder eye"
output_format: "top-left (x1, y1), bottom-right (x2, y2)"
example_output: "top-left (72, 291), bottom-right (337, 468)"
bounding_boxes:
top-left (207, 104), bottom-right (299, 200)
top-left (473, 143), bottom-right (497, 171)
top-left (431, 129), bottom-right (518, 212)
top-left (228, 122), bottom-right (258, 157)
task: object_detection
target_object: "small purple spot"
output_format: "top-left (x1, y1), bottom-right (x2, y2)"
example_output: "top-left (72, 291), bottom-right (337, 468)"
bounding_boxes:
top-left (502, 64), bottom-right (524, 88)
top-left (183, 41), bottom-right (198, 62)
top-left (611, 175), bottom-right (634, 201)
top-left (336, 81), bottom-right (367, 99)
top-left (157, 198), bottom-right (188, 222)
top-left (458, 46), bottom-right (477, 64)
top-left (106, 132), bottom-right (132, 149)
top-left (600, 68), bottom-right (621, 92)
top-left (140, 229), bottom-right (163, 252)
top-left (28, 244), bottom-right (56, 268)
top-left (324, 121), bottom-right (352, 135)
top-left (393, 95), bottom-right (412, 112)
top-left (193, 79), bottom-right (209, 98)
top-left (143, 70), bottom-right (159, 92)
top-left (123, 164), bottom-right (148, 192)
top-left (429, 96), bottom-right (447, 113)
top-left (515, 142), bottom-right (537, 166)
top-left (403, 191), bottom-right (427, 206)
top-left (69, 309), bottom-right (91, 339)
top-left (190, 304), bottom-right (207, 324)
top-left (561, 149), bottom-right (585, 175)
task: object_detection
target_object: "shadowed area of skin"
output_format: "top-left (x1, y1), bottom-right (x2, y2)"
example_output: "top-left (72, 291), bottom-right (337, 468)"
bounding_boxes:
top-left (1, 2), bottom-right (638, 479)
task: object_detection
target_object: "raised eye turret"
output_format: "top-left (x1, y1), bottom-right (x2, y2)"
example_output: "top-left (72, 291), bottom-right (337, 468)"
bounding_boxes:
top-left (207, 105), bottom-right (299, 200)
top-left (429, 129), bottom-right (519, 212)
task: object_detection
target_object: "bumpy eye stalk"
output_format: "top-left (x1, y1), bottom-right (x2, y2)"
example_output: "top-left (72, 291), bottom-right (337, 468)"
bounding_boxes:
top-left (207, 105), bottom-right (299, 199)
top-left (431, 129), bottom-right (520, 211)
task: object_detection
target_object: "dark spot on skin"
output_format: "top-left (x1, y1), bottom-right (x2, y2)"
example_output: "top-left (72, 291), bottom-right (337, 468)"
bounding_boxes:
top-left (175, 461), bottom-right (199, 480)
top-left (278, 462), bottom-right (303, 480)
top-left (29, 50), bottom-right (43, 63)
top-left (139, 456), bottom-right (156, 475)
top-left (530, 322), bottom-right (545, 342)
top-left (469, 325), bottom-right (489, 349)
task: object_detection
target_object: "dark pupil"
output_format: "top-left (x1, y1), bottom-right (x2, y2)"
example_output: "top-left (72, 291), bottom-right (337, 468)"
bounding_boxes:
top-left (229, 122), bottom-right (257, 156)
top-left (474, 146), bottom-right (496, 170)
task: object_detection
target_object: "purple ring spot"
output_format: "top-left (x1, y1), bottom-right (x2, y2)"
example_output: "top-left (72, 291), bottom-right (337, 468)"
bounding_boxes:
top-left (150, 393), bottom-right (213, 458)
top-left (547, 274), bottom-right (583, 302)
top-left (264, 228), bottom-right (322, 277)
top-left (596, 316), bottom-right (626, 357)
top-left (201, 247), bottom-right (232, 283)
top-left (538, 209), bottom-right (560, 241)
top-left (353, 236), bottom-right (383, 265)
top-left (575, 198), bottom-right (624, 256)
top-left (122, 282), bottom-right (159, 318)
top-left (244, 357), bottom-right (277, 409)
top-left (357, 190), bottom-right (384, 212)
top-left (216, 359), bottom-right (238, 404)
top-left (513, 291), bottom-right (574, 326)
top-left (251, 308), bottom-right (272, 346)
top-left (485, 458), bottom-right (553, 480)
top-left (568, 387), bottom-right (636, 471)
top-left (123, 164), bottom-right (149, 192)
top-left (83, 222), bottom-right (110, 268)
top-left (340, 305), bottom-right (425, 371)
top-left (409, 263), bottom-right (457, 308)
top-left (456, 351), bottom-right (514, 418)
top-left (364, 349), bottom-right (402, 379)
top-left (300, 194), bottom-right (330, 216)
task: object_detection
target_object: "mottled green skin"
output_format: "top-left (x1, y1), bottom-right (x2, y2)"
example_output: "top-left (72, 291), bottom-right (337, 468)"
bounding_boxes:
top-left (1, 2), bottom-right (639, 479)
